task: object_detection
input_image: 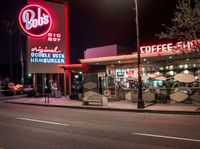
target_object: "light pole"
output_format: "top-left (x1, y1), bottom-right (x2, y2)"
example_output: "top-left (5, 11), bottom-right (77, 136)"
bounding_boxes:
top-left (134, 0), bottom-right (144, 108)
top-left (19, 33), bottom-right (24, 86)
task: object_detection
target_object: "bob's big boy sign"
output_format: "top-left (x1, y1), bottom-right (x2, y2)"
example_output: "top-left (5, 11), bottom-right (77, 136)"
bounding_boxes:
top-left (18, 1), bottom-right (69, 73)
top-left (19, 4), bottom-right (52, 37)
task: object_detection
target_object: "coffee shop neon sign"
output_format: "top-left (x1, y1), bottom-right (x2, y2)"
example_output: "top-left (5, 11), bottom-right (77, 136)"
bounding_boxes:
top-left (18, 4), bottom-right (52, 37)
top-left (140, 39), bottom-right (200, 54)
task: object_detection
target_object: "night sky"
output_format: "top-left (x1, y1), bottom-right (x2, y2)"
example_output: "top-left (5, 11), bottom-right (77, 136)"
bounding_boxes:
top-left (0, 0), bottom-right (177, 64)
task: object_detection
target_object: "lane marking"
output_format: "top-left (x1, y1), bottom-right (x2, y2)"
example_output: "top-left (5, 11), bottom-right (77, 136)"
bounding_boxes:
top-left (132, 132), bottom-right (200, 143)
top-left (16, 117), bottom-right (70, 127)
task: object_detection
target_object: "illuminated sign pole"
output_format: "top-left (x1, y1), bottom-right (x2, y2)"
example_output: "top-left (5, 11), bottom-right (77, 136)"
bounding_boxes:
top-left (135, 0), bottom-right (144, 108)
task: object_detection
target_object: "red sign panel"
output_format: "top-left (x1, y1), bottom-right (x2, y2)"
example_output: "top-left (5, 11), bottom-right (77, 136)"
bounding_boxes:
top-left (18, 4), bottom-right (52, 37)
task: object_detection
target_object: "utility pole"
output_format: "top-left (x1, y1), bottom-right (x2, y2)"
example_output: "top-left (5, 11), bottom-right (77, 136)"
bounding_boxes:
top-left (134, 0), bottom-right (144, 108)
top-left (19, 33), bottom-right (24, 86)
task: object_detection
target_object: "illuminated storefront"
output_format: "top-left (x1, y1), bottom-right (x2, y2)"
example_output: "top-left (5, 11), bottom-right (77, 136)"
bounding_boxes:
top-left (80, 42), bottom-right (200, 103)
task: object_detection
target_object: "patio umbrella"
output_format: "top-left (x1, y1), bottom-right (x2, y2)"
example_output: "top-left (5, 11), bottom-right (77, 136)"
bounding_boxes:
top-left (198, 74), bottom-right (200, 80)
top-left (148, 74), bottom-right (157, 79)
top-left (148, 72), bottom-right (161, 79)
top-left (174, 73), bottom-right (196, 83)
top-left (155, 76), bottom-right (167, 81)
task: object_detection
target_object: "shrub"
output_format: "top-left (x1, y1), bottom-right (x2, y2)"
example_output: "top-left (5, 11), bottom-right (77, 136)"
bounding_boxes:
top-left (3, 90), bottom-right (15, 96)
top-left (35, 92), bottom-right (41, 97)
top-left (27, 90), bottom-right (36, 97)
top-left (157, 94), bottom-right (169, 103)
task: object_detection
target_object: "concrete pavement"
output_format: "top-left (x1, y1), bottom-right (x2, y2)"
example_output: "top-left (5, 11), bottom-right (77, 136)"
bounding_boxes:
top-left (1, 103), bottom-right (200, 149)
top-left (2, 95), bottom-right (200, 114)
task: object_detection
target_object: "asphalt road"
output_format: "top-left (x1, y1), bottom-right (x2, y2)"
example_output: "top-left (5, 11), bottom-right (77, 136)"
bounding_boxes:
top-left (0, 103), bottom-right (200, 149)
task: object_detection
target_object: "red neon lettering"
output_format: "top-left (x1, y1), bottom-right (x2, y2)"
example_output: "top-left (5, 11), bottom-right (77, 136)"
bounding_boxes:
top-left (146, 46), bottom-right (151, 53)
top-left (157, 44), bottom-right (162, 52)
top-left (167, 43), bottom-right (173, 51)
top-left (140, 46), bottom-right (145, 54)
top-left (140, 43), bottom-right (174, 54)
top-left (182, 41), bottom-right (192, 50)
top-left (152, 45), bottom-right (157, 53)
top-left (190, 41), bottom-right (195, 49)
top-left (161, 44), bottom-right (166, 52)
top-left (31, 46), bottom-right (61, 53)
top-left (176, 42), bottom-right (182, 50)
top-left (140, 39), bottom-right (200, 54)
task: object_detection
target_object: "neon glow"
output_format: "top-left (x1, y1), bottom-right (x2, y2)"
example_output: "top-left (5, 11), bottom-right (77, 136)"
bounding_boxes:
top-left (30, 46), bottom-right (65, 64)
top-left (140, 39), bottom-right (200, 54)
top-left (23, 1), bottom-right (69, 74)
top-left (19, 4), bottom-right (52, 37)
top-left (140, 43), bottom-right (173, 54)
top-left (30, 58), bottom-right (65, 63)
top-left (31, 46), bottom-right (61, 53)
top-left (48, 33), bottom-right (61, 42)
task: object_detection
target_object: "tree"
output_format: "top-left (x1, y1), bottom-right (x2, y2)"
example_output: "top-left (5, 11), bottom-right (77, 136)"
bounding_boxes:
top-left (159, 0), bottom-right (200, 52)
top-left (0, 18), bottom-right (16, 80)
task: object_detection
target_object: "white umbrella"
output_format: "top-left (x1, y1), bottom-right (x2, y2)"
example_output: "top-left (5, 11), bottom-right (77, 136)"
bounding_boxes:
top-left (155, 76), bottom-right (167, 81)
top-left (198, 74), bottom-right (200, 80)
top-left (148, 74), bottom-right (167, 81)
top-left (148, 72), bottom-right (161, 79)
top-left (174, 73), bottom-right (196, 83)
top-left (148, 74), bottom-right (157, 79)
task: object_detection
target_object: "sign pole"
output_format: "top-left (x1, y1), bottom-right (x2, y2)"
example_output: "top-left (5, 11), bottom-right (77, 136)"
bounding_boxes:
top-left (64, 68), bottom-right (67, 98)
top-left (135, 0), bottom-right (144, 108)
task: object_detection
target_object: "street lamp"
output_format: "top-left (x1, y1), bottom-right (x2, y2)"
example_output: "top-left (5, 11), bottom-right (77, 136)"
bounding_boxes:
top-left (134, 0), bottom-right (144, 108)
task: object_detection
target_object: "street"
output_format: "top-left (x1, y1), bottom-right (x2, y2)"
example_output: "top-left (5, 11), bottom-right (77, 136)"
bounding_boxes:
top-left (0, 103), bottom-right (200, 149)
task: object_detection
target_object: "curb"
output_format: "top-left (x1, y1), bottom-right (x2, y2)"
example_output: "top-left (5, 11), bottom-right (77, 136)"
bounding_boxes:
top-left (0, 95), bottom-right (26, 100)
top-left (5, 101), bottom-right (200, 115)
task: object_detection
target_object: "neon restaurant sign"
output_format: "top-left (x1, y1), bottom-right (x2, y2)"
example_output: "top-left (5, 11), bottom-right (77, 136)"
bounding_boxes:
top-left (18, 3), bottom-right (67, 73)
top-left (18, 4), bottom-right (52, 37)
top-left (140, 39), bottom-right (200, 54)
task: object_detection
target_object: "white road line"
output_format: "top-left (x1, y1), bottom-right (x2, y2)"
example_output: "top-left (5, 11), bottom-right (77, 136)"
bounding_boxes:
top-left (16, 117), bottom-right (70, 127)
top-left (132, 132), bottom-right (200, 143)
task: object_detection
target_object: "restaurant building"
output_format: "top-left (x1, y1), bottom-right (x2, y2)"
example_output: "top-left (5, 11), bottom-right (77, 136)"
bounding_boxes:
top-left (18, 1), bottom-right (200, 104)
top-left (80, 41), bottom-right (200, 104)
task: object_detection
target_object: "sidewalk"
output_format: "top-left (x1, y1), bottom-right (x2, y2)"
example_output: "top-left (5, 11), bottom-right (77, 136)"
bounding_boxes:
top-left (3, 95), bottom-right (200, 115)
top-left (0, 94), bottom-right (25, 100)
